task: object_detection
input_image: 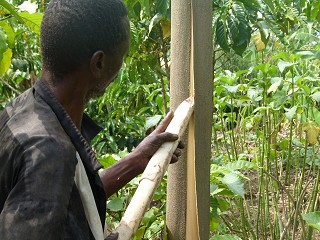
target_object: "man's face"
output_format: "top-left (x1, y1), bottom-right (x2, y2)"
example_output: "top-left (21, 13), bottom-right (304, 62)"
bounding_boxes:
top-left (87, 17), bottom-right (130, 100)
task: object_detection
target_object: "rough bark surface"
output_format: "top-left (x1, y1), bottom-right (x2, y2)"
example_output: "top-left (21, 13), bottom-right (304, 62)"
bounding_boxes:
top-left (168, 0), bottom-right (213, 239)
top-left (167, 0), bottom-right (191, 239)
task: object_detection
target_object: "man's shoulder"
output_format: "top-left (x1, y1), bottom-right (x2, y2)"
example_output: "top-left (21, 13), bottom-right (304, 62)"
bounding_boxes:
top-left (1, 88), bottom-right (72, 149)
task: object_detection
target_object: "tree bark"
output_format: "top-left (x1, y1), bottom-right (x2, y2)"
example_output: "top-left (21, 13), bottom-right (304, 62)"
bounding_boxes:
top-left (167, 0), bottom-right (213, 239)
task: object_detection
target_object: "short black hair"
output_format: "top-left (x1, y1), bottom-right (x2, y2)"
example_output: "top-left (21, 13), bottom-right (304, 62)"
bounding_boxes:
top-left (40, 0), bottom-right (128, 76)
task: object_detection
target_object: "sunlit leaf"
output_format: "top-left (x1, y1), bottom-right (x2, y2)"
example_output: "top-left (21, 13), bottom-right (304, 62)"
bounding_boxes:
top-left (0, 48), bottom-right (11, 77)
top-left (311, 92), bottom-right (320, 103)
top-left (278, 60), bottom-right (294, 73)
top-left (0, 22), bottom-right (14, 48)
top-left (267, 79), bottom-right (282, 94)
top-left (160, 19), bottom-right (170, 38)
top-left (18, 11), bottom-right (43, 34)
top-left (0, 0), bottom-right (24, 23)
top-left (253, 33), bottom-right (266, 51)
top-left (149, 13), bottom-right (163, 34)
top-left (225, 160), bottom-right (257, 171)
top-left (99, 154), bottom-right (117, 168)
top-left (302, 212), bottom-right (320, 231)
top-left (303, 122), bottom-right (320, 145)
top-left (224, 85), bottom-right (239, 94)
top-left (285, 106), bottom-right (297, 121)
top-left (220, 173), bottom-right (244, 198)
top-left (145, 115), bottom-right (162, 131)
top-left (0, 27), bottom-right (7, 54)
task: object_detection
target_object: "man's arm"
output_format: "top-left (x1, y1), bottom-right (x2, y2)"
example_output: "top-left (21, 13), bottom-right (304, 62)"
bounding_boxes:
top-left (100, 111), bottom-right (183, 198)
top-left (0, 136), bottom-right (76, 239)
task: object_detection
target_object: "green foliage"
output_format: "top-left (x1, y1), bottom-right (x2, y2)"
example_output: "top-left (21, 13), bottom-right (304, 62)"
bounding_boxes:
top-left (1, 0), bottom-right (320, 239)
top-left (302, 212), bottom-right (320, 231)
top-left (0, 0), bottom-right (42, 109)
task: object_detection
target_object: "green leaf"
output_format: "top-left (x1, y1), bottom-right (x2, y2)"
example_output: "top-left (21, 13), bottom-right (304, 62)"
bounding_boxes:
top-left (107, 198), bottom-right (124, 211)
top-left (216, 17), bottom-right (230, 52)
top-left (237, 0), bottom-right (260, 11)
top-left (311, 92), bottom-right (320, 103)
top-left (225, 160), bottom-right (257, 171)
top-left (278, 60), bottom-right (294, 73)
top-left (267, 79), bottom-right (282, 94)
top-left (0, 27), bottom-right (8, 54)
top-left (0, 22), bottom-right (14, 48)
top-left (0, 48), bottom-right (11, 77)
top-left (285, 106), bottom-right (297, 121)
top-left (141, 208), bottom-right (158, 227)
top-left (224, 85), bottom-right (239, 94)
top-left (140, 0), bottom-right (150, 16)
top-left (229, 3), bottom-right (251, 56)
top-left (0, 0), bottom-right (24, 23)
top-left (220, 172), bottom-right (244, 198)
top-left (135, 226), bottom-right (147, 240)
top-left (149, 13), bottom-right (163, 34)
top-left (302, 211), bottom-right (320, 231)
top-left (145, 115), bottom-right (162, 130)
top-left (155, 0), bottom-right (168, 16)
top-left (18, 12), bottom-right (43, 34)
top-left (99, 154), bottom-right (117, 168)
top-left (210, 234), bottom-right (242, 240)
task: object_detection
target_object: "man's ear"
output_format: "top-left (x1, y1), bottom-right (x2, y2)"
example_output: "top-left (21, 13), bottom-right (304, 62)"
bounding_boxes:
top-left (90, 51), bottom-right (105, 78)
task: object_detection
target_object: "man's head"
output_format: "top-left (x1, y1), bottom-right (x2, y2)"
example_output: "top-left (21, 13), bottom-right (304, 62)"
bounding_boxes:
top-left (40, 0), bottom-right (129, 79)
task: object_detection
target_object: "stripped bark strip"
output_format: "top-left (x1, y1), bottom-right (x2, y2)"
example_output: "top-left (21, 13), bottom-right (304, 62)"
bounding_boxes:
top-left (115, 97), bottom-right (194, 240)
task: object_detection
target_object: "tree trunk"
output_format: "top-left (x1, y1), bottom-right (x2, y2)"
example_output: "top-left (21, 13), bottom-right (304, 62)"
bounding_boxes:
top-left (167, 0), bottom-right (213, 239)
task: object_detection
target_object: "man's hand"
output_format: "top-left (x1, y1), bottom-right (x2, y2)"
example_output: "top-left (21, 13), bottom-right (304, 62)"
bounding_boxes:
top-left (133, 111), bottom-right (185, 173)
top-left (105, 232), bottom-right (118, 240)
top-left (100, 110), bottom-right (184, 198)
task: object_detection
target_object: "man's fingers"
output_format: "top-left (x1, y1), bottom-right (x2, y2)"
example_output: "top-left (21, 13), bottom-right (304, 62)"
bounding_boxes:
top-left (105, 232), bottom-right (119, 240)
top-left (157, 132), bottom-right (179, 143)
top-left (153, 111), bottom-right (174, 134)
top-left (177, 141), bottom-right (185, 149)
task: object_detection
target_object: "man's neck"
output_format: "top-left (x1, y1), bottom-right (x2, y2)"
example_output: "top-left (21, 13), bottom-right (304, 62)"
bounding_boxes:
top-left (40, 70), bottom-right (90, 129)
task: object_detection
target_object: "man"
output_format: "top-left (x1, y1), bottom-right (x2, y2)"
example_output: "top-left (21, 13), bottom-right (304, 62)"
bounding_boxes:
top-left (0, 0), bottom-right (182, 239)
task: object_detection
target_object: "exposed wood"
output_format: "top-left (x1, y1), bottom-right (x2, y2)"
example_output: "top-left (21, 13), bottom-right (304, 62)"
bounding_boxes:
top-left (115, 98), bottom-right (194, 240)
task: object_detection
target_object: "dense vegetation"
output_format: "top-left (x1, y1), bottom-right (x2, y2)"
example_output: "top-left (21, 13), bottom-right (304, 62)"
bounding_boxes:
top-left (0, 0), bottom-right (319, 239)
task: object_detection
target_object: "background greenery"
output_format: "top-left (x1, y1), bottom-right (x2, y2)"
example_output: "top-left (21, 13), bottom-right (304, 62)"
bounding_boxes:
top-left (0, 0), bottom-right (319, 239)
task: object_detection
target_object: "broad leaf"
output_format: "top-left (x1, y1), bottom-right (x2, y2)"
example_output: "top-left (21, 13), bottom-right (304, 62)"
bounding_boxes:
top-left (278, 60), bottom-right (294, 73)
top-left (224, 85), bottom-right (239, 94)
top-left (253, 33), bottom-right (266, 51)
top-left (149, 13), bottom-right (163, 34)
top-left (225, 160), bottom-right (257, 171)
top-left (155, 0), bottom-right (168, 16)
top-left (145, 115), bottom-right (162, 131)
top-left (18, 12), bottom-right (43, 34)
top-left (107, 198), bottom-right (123, 211)
top-left (302, 212), bottom-right (320, 231)
top-left (267, 79), bottom-right (282, 94)
top-left (0, 22), bottom-right (14, 48)
top-left (285, 106), bottom-right (297, 121)
top-left (216, 17), bottom-right (230, 52)
top-left (311, 92), bottom-right (320, 103)
top-left (0, 48), bottom-right (11, 77)
top-left (220, 173), bottom-right (244, 198)
top-left (0, 0), bottom-right (24, 23)
top-left (0, 27), bottom-right (7, 54)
